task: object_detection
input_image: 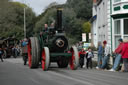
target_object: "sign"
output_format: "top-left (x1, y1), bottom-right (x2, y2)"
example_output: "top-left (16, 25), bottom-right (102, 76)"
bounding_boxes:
top-left (83, 43), bottom-right (91, 50)
top-left (82, 33), bottom-right (86, 42)
top-left (89, 33), bottom-right (91, 39)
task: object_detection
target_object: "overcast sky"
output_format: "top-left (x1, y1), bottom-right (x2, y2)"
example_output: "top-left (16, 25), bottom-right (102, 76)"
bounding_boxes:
top-left (13, 0), bottom-right (67, 15)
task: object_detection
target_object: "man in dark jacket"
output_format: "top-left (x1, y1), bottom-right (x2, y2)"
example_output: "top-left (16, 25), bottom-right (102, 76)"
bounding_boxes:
top-left (109, 38), bottom-right (123, 71)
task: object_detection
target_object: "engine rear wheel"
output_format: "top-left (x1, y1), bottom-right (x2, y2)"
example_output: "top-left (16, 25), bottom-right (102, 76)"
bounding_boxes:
top-left (35, 37), bottom-right (40, 63)
top-left (41, 47), bottom-right (50, 71)
top-left (70, 46), bottom-right (79, 70)
top-left (28, 37), bottom-right (40, 68)
top-left (57, 56), bottom-right (69, 68)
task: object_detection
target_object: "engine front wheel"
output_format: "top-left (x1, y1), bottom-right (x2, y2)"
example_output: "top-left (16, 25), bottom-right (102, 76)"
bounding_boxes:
top-left (70, 46), bottom-right (79, 70)
top-left (41, 47), bottom-right (50, 71)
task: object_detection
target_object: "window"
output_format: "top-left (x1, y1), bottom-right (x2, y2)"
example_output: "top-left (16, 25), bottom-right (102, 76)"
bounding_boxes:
top-left (124, 19), bottom-right (128, 34)
top-left (115, 36), bottom-right (121, 48)
top-left (114, 20), bottom-right (121, 49)
top-left (114, 0), bottom-right (121, 3)
top-left (124, 36), bottom-right (128, 39)
top-left (114, 20), bottom-right (120, 34)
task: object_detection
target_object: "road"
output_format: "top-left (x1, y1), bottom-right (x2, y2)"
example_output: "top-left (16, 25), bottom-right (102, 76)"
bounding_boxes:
top-left (0, 57), bottom-right (128, 85)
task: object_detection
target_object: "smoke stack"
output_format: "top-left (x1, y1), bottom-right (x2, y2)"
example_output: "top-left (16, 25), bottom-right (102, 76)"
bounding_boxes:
top-left (56, 8), bottom-right (63, 31)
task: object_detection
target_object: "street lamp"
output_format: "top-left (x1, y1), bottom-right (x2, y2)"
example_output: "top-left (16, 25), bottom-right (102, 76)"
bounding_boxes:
top-left (24, 7), bottom-right (26, 38)
top-left (22, 0), bottom-right (26, 38)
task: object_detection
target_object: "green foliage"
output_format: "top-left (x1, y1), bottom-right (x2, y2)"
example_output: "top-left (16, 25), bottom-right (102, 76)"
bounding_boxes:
top-left (82, 22), bottom-right (91, 42)
top-left (82, 22), bottom-right (91, 33)
top-left (0, 0), bottom-right (36, 39)
top-left (66, 0), bottom-right (92, 20)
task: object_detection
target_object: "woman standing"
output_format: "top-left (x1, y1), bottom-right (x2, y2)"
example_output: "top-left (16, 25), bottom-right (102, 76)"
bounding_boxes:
top-left (96, 41), bottom-right (103, 69)
top-left (121, 38), bottom-right (128, 72)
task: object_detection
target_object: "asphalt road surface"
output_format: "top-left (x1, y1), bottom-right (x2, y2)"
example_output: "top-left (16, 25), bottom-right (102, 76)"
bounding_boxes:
top-left (0, 57), bottom-right (128, 85)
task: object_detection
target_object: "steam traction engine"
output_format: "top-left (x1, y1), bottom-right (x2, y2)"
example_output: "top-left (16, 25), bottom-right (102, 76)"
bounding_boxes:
top-left (27, 8), bottom-right (79, 71)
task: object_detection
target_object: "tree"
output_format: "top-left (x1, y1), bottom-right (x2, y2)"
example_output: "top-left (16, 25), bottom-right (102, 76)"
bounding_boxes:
top-left (66, 0), bottom-right (92, 20)
top-left (34, 7), bottom-right (57, 34)
top-left (82, 21), bottom-right (91, 42)
top-left (0, 0), bottom-right (36, 39)
top-left (45, 2), bottom-right (58, 10)
top-left (62, 7), bottom-right (82, 44)
top-left (82, 22), bottom-right (91, 33)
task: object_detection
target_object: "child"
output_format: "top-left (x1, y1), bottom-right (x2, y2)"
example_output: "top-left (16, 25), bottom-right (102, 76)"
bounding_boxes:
top-left (86, 48), bottom-right (94, 69)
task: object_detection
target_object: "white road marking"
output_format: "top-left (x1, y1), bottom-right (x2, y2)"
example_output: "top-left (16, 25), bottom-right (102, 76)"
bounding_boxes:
top-left (30, 77), bottom-right (40, 85)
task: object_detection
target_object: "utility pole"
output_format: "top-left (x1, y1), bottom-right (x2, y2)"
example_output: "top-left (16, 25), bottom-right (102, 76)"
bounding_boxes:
top-left (23, 0), bottom-right (26, 38)
top-left (24, 7), bottom-right (26, 38)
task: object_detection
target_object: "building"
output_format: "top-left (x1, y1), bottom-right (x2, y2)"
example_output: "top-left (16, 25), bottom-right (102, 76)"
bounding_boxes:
top-left (111, 0), bottom-right (128, 50)
top-left (91, 0), bottom-right (128, 51)
top-left (91, 0), bottom-right (111, 49)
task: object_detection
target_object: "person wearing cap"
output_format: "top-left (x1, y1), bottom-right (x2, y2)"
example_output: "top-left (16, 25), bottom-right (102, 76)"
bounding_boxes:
top-left (100, 40), bottom-right (110, 69)
top-left (121, 38), bottom-right (128, 72)
top-left (109, 38), bottom-right (123, 71)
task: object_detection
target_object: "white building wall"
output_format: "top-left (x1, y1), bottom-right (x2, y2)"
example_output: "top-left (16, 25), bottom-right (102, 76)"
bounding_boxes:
top-left (91, 4), bottom-right (98, 47)
top-left (92, 0), bottom-right (113, 64)
top-left (97, 0), bottom-right (108, 42)
top-left (107, 0), bottom-right (111, 50)
top-left (92, 20), bottom-right (98, 47)
top-left (92, 0), bottom-right (112, 50)
top-left (92, 5), bottom-right (97, 16)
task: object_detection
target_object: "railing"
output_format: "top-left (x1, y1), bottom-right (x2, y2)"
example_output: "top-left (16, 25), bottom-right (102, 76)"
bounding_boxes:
top-left (92, 51), bottom-right (113, 65)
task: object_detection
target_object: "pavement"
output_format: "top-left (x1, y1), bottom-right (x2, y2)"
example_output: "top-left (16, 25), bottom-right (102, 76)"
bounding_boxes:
top-left (0, 57), bottom-right (128, 85)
